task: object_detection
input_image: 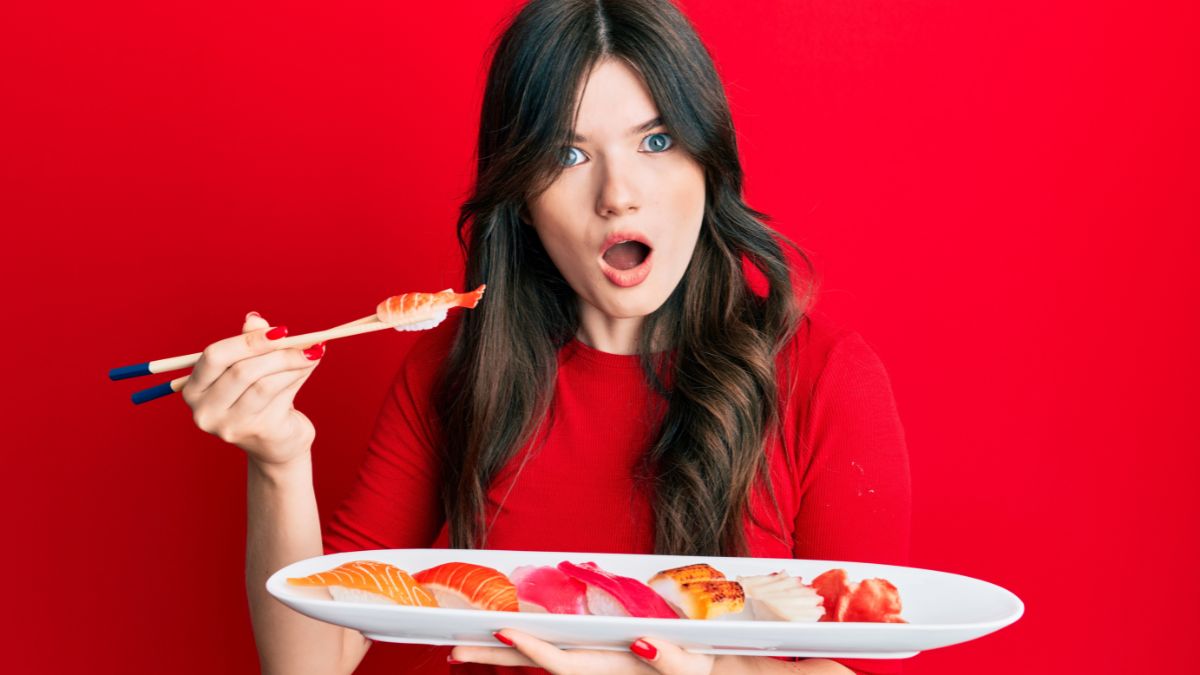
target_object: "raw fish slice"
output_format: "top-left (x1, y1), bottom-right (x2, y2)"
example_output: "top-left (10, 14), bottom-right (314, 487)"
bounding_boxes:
top-left (811, 569), bottom-right (906, 623)
top-left (843, 578), bottom-right (906, 623)
top-left (413, 562), bottom-right (519, 612)
top-left (738, 571), bottom-right (823, 622)
top-left (287, 560), bottom-right (438, 607)
top-left (375, 285), bottom-right (486, 332)
top-left (510, 565), bottom-right (589, 615)
top-left (647, 564), bottom-right (744, 620)
top-left (557, 561), bottom-right (678, 619)
top-left (811, 569), bottom-right (851, 621)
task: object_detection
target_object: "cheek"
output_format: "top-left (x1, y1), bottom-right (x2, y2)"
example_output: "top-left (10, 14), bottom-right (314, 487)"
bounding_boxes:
top-left (665, 163), bottom-right (706, 249)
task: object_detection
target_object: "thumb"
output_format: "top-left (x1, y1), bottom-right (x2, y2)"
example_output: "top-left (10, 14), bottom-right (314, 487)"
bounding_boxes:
top-left (630, 637), bottom-right (713, 674)
top-left (243, 310), bottom-right (270, 334)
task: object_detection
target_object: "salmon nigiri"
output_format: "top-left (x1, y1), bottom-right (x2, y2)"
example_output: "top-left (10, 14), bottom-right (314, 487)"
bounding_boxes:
top-left (413, 562), bottom-right (519, 612)
top-left (375, 285), bottom-right (486, 332)
top-left (287, 560), bottom-right (438, 607)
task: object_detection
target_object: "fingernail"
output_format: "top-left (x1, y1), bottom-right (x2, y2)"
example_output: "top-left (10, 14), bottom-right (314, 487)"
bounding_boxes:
top-left (246, 311), bottom-right (261, 320)
top-left (493, 631), bottom-right (514, 646)
top-left (446, 655), bottom-right (463, 665)
top-left (303, 342), bottom-right (325, 360)
top-left (266, 326), bottom-right (288, 340)
top-left (630, 639), bottom-right (657, 660)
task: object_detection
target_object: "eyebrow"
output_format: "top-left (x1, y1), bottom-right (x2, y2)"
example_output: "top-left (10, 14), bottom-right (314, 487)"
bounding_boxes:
top-left (572, 117), bottom-right (663, 143)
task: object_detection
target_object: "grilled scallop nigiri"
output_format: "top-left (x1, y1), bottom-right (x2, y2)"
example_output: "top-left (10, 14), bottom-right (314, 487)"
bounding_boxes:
top-left (287, 560), bottom-right (439, 607)
top-left (737, 571), bottom-right (824, 622)
top-left (647, 564), bottom-right (746, 620)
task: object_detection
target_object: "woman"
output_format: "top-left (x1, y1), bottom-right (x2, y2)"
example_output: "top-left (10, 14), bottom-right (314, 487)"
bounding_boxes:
top-left (183, 1), bottom-right (910, 673)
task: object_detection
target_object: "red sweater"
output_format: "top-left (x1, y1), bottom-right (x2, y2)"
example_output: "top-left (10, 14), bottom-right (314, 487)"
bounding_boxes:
top-left (322, 312), bottom-right (911, 675)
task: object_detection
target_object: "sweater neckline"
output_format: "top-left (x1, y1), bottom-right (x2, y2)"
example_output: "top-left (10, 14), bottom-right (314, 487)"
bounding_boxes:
top-left (560, 337), bottom-right (659, 371)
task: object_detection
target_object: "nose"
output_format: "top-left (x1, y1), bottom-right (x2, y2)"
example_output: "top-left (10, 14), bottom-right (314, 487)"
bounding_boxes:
top-left (594, 156), bottom-right (641, 218)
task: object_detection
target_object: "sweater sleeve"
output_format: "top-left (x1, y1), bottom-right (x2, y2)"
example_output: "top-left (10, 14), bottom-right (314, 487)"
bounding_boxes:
top-left (321, 331), bottom-right (449, 555)
top-left (793, 331), bottom-right (913, 675)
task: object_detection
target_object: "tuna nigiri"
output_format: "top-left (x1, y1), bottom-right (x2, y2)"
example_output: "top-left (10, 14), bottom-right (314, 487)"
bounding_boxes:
top-left (412, 562), bottom-right (519, 612)
top-left (557, 561), bottom-right (679, 619)
top-left (375, 285), bottom-right (486, 332)
top-left (287, 560), bottom-right (438, 607)
top-left (509, 565), bottom-right (589, 614)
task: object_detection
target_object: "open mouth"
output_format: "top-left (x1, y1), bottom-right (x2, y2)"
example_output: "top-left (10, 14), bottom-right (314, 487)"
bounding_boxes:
top-left (602, 240), bottom-right (652, 270)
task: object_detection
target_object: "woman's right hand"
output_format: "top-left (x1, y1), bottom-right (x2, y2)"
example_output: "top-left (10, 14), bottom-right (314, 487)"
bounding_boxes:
top-left (181, 311), bottom-right (327, 468)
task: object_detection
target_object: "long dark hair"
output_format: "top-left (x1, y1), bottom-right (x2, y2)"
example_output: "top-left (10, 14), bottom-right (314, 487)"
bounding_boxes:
top-left (433, 0), bottom-right (818, 556)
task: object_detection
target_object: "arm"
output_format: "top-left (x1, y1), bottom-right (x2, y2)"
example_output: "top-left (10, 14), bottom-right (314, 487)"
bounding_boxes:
top-left (246, 454), bottom-right (370, 675)
top-left (792, 331), bottom-right (912, 675)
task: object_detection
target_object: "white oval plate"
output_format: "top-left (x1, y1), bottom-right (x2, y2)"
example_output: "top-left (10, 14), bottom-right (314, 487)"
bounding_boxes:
top-left (266, 549), bottom-right (1023, 659)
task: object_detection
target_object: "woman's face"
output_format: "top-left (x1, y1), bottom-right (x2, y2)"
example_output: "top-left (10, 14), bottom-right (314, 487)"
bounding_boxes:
top-left (526, 57), bottom-right (706, 327)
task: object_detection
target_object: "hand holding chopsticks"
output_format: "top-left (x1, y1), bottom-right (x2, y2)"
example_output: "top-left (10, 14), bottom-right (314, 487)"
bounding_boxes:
top-left (110, 285), bottom-right (485, 405)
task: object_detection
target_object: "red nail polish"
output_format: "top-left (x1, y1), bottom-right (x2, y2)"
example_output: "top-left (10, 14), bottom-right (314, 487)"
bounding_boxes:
top-left (446, 655), bottom-right (463, 665)
top-left (630, 639), bottom-right (657, 660)
top-left (303, 344), bottom-right (324, 360)
top-left (266, 326), bottom-right (288, 340)
top-left (493, 631), bottom-right (514, 646)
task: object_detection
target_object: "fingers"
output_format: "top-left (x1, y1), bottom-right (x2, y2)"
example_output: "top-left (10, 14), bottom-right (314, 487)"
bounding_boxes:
top-left (448, 643), bottom-right (539, 669)
top-left (194, 345), bottom-right (321, 414)
top-left (227, 359), bottom-right (318, 417)
top-left (629, 637), bottom-right (714, 674)
top-left (490, 630), bottom-right (572, 671)
top-left (186, 313), bottom-right (289, 395)
top-left (243, 311), bottom-right (270, 334)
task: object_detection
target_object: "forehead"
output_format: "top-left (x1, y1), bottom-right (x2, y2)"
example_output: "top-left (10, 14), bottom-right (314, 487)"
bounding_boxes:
top-left (572, 58), bottom-right (660, 139)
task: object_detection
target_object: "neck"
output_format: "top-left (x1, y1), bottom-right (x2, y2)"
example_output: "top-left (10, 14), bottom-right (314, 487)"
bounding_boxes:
top-left (575, 303), bottom-right (644, 355)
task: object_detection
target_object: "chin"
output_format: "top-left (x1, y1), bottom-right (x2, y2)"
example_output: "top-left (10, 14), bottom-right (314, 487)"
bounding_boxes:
top-left (600, 289), bottom-right (674, 318)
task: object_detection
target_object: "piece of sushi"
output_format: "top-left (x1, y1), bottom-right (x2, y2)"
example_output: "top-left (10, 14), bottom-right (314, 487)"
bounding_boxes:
top-left (557, 561), bottom-right (679, 619)
top-left (509, 565), bottom-right (589, 614)
top-left (811, 569), bottom-right (905, 623)
top-left (287, 560), bottom-right (438, 607)
top-left (737, 571), bottom-right (824, 622)
top-left (412, 562), bottom-right (519, 612)
top-left (647, 564), bottom-right (746, 620)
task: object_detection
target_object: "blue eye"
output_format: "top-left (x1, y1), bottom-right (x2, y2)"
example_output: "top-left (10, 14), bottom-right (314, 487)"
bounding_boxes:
top-left (559, 147), bottom-right (586, 167)
top-left (642, 132), bottom-right (673, 152)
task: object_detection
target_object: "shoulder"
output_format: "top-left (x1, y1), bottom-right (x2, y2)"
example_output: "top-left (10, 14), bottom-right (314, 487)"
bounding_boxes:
top-left (778, 311), bottom-right (889, 390)
top-left (775, 311), bottom-right (901, 429)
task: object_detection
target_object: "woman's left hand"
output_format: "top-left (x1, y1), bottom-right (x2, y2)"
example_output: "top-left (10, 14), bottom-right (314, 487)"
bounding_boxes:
top-left (448, 629), bottom-right (718, 674)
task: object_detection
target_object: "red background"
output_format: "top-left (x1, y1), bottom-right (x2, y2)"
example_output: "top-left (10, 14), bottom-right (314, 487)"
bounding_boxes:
top-left (4, 0), bottom-right (1197, 672)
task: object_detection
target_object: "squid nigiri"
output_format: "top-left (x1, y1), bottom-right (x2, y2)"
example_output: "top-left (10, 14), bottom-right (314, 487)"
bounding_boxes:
top-left (376, 285), bottom-right (486, 332)
top-left (737, 571), bottom-right (824, 622)
top-left (412, 562), bottom-right (519, 612)
top-left (287, 560), bottom-right (438, 607)
top-left (557, 561), bottom-right (679, 619)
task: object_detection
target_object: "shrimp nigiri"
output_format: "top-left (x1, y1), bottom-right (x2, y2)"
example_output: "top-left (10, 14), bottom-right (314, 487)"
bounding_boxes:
top-left (287, 560), bottom-right (439, 607)
top-left (375, 284), bottom-right (486, 332)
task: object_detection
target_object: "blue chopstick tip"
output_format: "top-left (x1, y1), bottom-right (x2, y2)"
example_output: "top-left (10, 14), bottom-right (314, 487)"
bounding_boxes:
top-left (132, 381), bottom-right (176, 405)
top-left (110, 363), bottom-right (152, 381)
